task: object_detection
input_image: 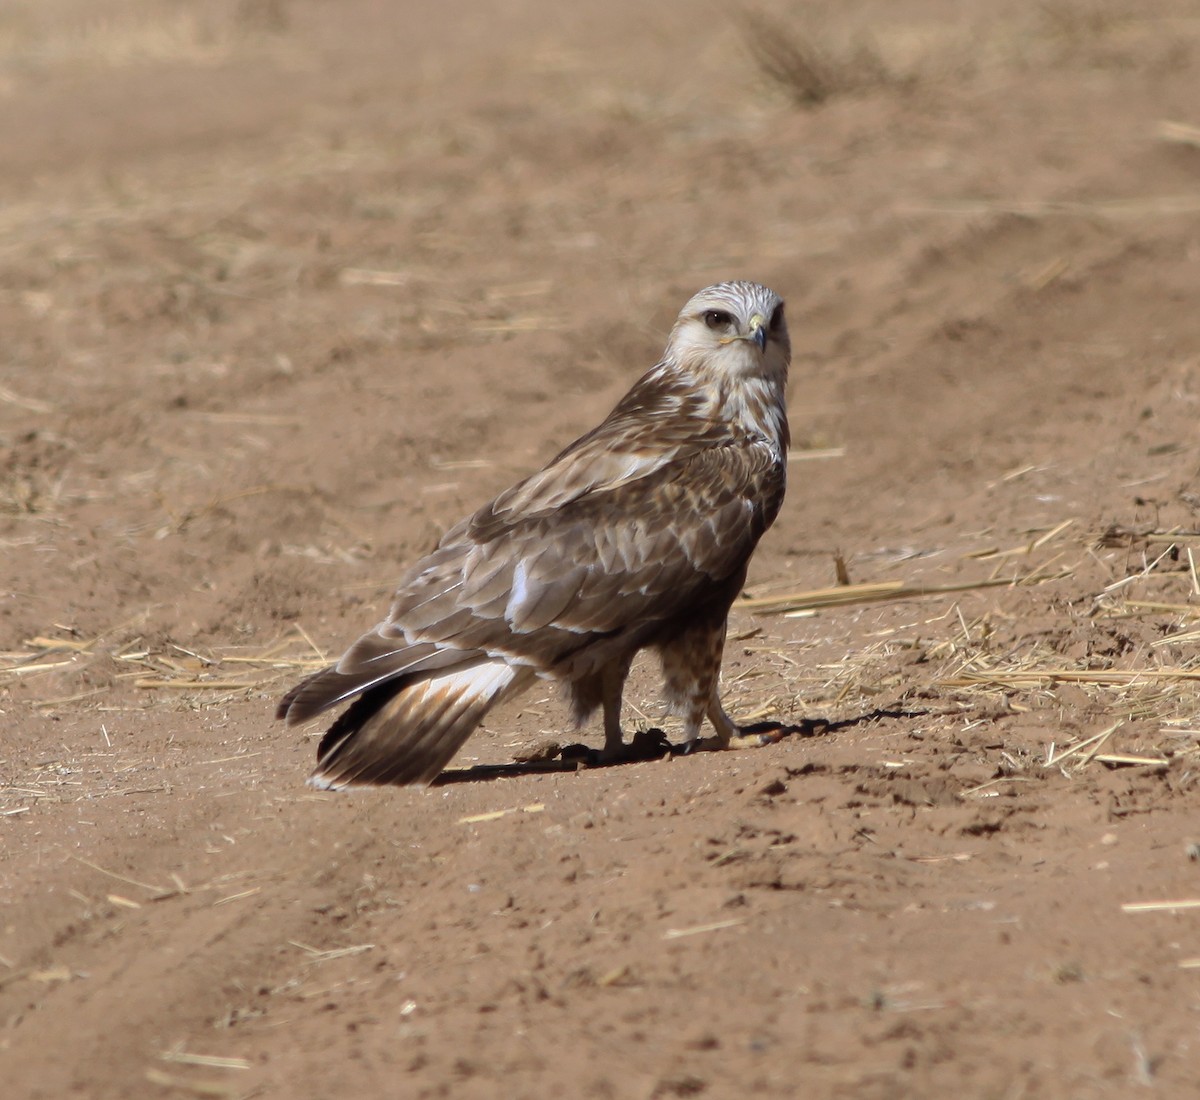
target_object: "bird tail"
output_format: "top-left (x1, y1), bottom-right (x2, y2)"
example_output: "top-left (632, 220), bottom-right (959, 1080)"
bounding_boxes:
top-left (305, 659), bottom-right (534, 789)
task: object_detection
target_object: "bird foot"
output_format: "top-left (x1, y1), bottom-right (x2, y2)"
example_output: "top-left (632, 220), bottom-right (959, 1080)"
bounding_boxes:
top-left (684, 727), bottom-right (787, 753)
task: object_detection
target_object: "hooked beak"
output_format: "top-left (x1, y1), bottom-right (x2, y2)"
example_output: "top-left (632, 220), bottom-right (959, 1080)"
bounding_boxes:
top-left (747, 313), bottom-right (767, 352)
top-left (718, 314), bottom-right (769, 351)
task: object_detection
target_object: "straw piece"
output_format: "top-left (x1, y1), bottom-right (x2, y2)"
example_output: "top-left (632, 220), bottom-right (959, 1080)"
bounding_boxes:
top-left (1092, 753), bottom-right (1169, 767)
top-left (32, 688), bottom-right (110, 707)
top-left (181, 411), bottom-right (302, 426)
top-left (212, 887), bottom-right (261, 907)
top-left (1032, 518), bottom-right (1076, 550)
top-left (1, 660), bottom-right (77, 675)
top-left (289, 941), bottom-right (375, 962)
top-left (471, 316), bottom-right (561, 334)
top-left (143, 1069), bottom-right (240, 1098)
top-left (1152, 628), bottom-right (1200, 647)
top-left (160, 1049), bottom-right (250, 1071)
top-left (1156, 119), bottom-right (1200, 147)
top-left (340, 267), bottom-right (412, 286)
top-left (1121, 899), bottom-right (1200, 913)
top-left (457, 803), bottom-right (545, 825)
top-left (664, 918), bottom-right (747, 940)
top-left (71, 854), bottom-right (166, 894)
top-left (787, 447), bottom-right (845, 462)
top-left (30, 966), bottom-right (72, 983)
top-left (25, 636), bottom-right (95, 652)
top-left (0, 384), bottom-right (55, 413)
top-left (737, 571), bottom-right (1067, 615)
top-left (484, 279), bottom-right (553, 301)
top-left (950, 669), bottom-right (1200, 688)
top-left (957, 777), bottom-right (1035, 798)
top-left (135, 679), bottom-right (262, 690)
top-left (107, 894), bottom-right (142, 909)
top-left (905, 197), bottom-right (1200, 217)
top-left (196, 752), bottom-right (262, 767)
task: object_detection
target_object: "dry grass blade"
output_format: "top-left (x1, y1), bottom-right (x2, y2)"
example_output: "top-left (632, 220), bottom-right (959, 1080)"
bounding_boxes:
top-left (1121, 899), bottom-right (1200, 913)
top-left (25, 635), bottom-right (95, 652)
top-left (470, 316), bottom-right (560, 335)
top-left (0, 659), bottom-right (79, 676)
top-left (1156, 119), bottom-right (1200, 148)
top-left (195, 752), bottom-right (261, 766)
top-left (143, 1068), bottom-right (241, 1097)
top-left (160, 1047), bottom-right (251, 1071)
top-left (1043, 723), bottom-right (1121, 769)
top-left (907, 197), bottom-right (1200, 218)
top-left (289, 941), bottom-right (375, 962)
top-left (32, 688), bottom-right (109, 707)
top-left (739, 579), bottom-right (905, 612)
top-left (958, 777), bottom-right (1035, 799)
top-left (1151, 628), bottom-right (1200, 647)
top-left (738, 573), bottom-right (1056, 615)
top-left (1032, 518), bottom-right (1077, 550)
top-left (664, 918), bottom-right (747, 940)
top-left (1092, 753), bottom-right (1169, 767)
top-left (181, 411), bottom-right (303, 427)
top-left (124, 626), bottom-right (328, 697)
top-left (339, 267), bottom-right (412, 286)
top-left (949, 669), bottom-right (1200, 688)
top-left (787, 447), bottom-right (846, 462)
top-left (0, 383), bottom-right (55, 414)
top-left (70, 854), bottom-right (167, 895)
top-left (1122, 601), bottom-right (1200, 618)
top-left (135, 679), bottom-right (268, 691)
top-left (458, 803), bottom-right (545, 825)
top-left (967, 520), bottom-right (1076, 560)
top-left (212, 887), bottom-right (261, 907)
top-left (1, 623), bottom-right (327, 707)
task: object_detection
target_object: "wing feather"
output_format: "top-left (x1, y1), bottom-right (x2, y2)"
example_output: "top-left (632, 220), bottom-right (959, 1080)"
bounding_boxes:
top-left (400, 436), bottom-right (780, 662)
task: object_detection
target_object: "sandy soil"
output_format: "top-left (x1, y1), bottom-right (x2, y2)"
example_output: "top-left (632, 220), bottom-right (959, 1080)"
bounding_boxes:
top-left (3, 1), bottom-right (1200, 1096)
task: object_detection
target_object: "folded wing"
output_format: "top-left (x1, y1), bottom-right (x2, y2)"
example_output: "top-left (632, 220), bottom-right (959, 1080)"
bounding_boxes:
top-left (278, 434), bottom-right (782, 727)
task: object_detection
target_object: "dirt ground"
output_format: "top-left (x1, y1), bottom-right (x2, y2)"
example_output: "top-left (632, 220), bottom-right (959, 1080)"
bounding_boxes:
top-left (3, 1), bottom-right (1200, 1096)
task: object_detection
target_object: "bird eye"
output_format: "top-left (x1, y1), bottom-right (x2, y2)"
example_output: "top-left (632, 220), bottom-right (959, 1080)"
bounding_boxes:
top-left (703, 309), bottom-right (733, 330)
top-left (769, 303), bottom-right (785, 331)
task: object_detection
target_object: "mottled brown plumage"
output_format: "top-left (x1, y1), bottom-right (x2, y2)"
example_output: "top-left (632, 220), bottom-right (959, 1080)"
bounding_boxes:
top-left (277, 281), bottom-right (791, 787)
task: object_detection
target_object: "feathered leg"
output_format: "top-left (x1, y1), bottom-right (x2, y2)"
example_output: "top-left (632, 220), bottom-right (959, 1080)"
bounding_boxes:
top-left (598, 653), bottom-right (634, 760)
top-left (660, 613), bottom-right (775, 752)
top-left (661, 614), bottom-right (728, 749)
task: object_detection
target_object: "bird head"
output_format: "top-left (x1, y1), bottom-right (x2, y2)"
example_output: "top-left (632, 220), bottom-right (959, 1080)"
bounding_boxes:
top-left (666, 281), bottom-right (790, 384)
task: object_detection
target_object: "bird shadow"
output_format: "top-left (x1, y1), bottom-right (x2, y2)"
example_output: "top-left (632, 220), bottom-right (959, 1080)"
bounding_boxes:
top-left (430, 706), bottom-right (927, 787)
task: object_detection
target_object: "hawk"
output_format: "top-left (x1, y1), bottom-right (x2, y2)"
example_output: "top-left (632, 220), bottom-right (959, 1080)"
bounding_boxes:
top-left (277, 281), bottom-right (791, 787)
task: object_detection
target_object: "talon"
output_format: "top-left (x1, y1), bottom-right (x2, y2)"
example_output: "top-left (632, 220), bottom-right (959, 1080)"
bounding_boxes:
top-left (688, 735), bottom-right (730, 753)
top-left (686, 729), bottom-right (785, 753)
